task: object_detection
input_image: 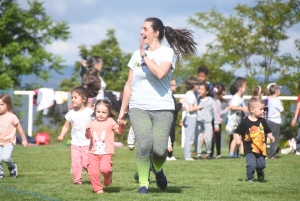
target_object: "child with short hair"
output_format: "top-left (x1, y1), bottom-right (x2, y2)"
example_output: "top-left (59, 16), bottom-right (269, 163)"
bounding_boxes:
top-left (227, 77), bottom-right (248, 158)
top-left (0, 94), bottom-right (28, 178)
top-left (213, 83), bottom-right (230, 158)
top-left (234, 97), bottom-right (275, 182)
top-left (184, 77), bottom-right (203, 161)
top-left (58, 84), bottom-right (98, 184)
top-left (85, 99), bottom-right (126, 194)
top-left (195, 83), bottom-right (220, 159)
top-left (267, 84), bottom-right (284, 159)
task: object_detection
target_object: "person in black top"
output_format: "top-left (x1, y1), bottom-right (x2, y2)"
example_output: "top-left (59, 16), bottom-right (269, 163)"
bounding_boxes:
top-left (234, 97), bottom-right (275, 182)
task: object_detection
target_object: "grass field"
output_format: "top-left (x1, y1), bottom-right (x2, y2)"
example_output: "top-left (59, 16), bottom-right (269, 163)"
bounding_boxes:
top-left (0, 144), bottom-right (299, 201)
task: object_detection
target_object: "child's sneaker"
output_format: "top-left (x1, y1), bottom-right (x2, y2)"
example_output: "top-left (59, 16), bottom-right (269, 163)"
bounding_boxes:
top-left (257, 170), bottom-right (265, 181)
top-left (96, 190), bottom-right (104, 194)
top-left (137, 186), bottom-right (148, 194)
top-left (185, 157), bottom-right (195, 161)
top-left (0, 174), bottom-right (4, 179)
top-left (216, 155), bottom-right (221, 159)
top-left (295, 151), bottom-right (300, 155)
top-left (246, 178), bottom-right (254, 182)
top-left (9, 163), bottom-right (18, 178)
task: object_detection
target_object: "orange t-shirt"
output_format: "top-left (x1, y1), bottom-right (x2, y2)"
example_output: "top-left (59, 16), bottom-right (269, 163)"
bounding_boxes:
top-left (0, 112), bottom-right (20, 146)
top-left (87, 118), bottom-right (124, 155)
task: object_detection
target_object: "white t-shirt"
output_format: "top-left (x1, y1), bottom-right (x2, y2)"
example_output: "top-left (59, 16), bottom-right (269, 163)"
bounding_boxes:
top-left (267, 97), bottom-right (284, 124)
top-left (65, 107), bottom-right (94, 146)
top-left (96, 77), bottom-right (106, 100)
top-left (128, 46), bottom-right (176, 110)
top-left (226, 94), bottom-right (245, 129)
top-left (185, 91), bottom-right (197, 118)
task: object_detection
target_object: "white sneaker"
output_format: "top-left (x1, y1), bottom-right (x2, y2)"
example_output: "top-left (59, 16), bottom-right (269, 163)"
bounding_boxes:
top-left (295, 151), bottom-right (300, 155)
top-left (280, 147), bottom-right (292, 154)
top-left (289, 138), bottom-right (296, 150)
top-left (185, 157), bottom-right (194, 161)
top-left (168, 156), bottom-right (176, 161)
top-left (166, 157), bottom-right (171, 161)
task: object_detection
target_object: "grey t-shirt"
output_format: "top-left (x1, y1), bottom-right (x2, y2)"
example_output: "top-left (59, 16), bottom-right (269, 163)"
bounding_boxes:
top-left (128, 46), bottom-right (175, 110)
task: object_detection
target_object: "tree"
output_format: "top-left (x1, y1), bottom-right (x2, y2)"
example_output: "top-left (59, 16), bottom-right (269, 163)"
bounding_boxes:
top-left (0, 0), bottom-right (70, 89)
top-left (188, 0), bottom-right (300, 84)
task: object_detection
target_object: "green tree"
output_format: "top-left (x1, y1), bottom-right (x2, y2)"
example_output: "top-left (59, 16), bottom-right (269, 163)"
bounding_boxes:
top-left (0, 0), bottom-right (70, 89)
top-left (188, 0), bottom-right (300, 85)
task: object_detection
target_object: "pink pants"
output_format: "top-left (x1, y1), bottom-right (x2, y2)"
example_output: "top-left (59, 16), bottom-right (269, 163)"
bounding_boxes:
top-left (71, 145), bottom-right (89, 184)
top-left (87, 153), bottom-right (112, 192)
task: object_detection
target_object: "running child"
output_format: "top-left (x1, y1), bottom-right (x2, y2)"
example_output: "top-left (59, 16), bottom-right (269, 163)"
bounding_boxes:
top-left (58, 84), bottom-right (98, 184)
top-left (234, 97), bottom-right (275, 182)
top-left (0, 94), bottom-right (28, 178)
top-left (85, 99), bottom-right (126, 194)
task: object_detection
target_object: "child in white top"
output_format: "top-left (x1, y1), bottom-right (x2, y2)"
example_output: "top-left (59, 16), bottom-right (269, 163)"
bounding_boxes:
top-left (226, 77), bottom-right (248, 158)
top-left (0, 94), bottom-right (28, 178)
top-left (183, 77), bottom-right (203, 160)
top-left (58, 86), bottom-right (95, 185)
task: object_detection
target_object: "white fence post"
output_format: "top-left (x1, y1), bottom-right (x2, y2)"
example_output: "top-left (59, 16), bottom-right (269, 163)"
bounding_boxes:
top-left (14, 91), bottom-right (35, 137)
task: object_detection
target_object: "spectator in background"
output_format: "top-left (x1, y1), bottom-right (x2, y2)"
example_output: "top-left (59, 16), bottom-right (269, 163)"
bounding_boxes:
top-left (267, 84), bottom-right (284, 159)
top-left (80, 56), bottom-right (106, 100)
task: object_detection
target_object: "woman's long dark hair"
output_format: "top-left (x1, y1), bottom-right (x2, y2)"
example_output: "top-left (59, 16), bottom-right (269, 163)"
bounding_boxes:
top-left (145, 17), bottom-right (197, 62)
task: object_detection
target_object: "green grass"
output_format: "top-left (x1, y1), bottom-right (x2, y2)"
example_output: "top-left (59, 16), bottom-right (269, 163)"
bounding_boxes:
top-left (0, 145), bottom-right (299, 201)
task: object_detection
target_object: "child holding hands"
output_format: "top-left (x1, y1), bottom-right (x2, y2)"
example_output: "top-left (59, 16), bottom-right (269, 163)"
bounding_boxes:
top-left (234, 97), bottom-right (275, 182)
top-left (0, 94), bottom-right (28, 178)
top-left (86, 99), bottom-right (126, 194)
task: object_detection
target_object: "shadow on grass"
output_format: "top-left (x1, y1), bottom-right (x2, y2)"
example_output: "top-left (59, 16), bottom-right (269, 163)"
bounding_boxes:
top-left (237, 178), bottom-right (269, 183)
top-left (103, 187), bottom-right (121, 193)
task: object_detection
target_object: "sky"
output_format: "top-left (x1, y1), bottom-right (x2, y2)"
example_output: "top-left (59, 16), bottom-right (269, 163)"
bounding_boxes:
top-left (17, 0), bottom-right (300, 67)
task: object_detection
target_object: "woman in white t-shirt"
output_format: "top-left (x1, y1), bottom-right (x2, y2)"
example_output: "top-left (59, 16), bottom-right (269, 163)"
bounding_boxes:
top-left (117, 17), bottom-right (197, 194)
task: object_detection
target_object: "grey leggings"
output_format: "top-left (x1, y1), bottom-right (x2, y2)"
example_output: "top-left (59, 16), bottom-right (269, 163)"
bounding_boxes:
top-left (129, 108), bottom-right (173, 187)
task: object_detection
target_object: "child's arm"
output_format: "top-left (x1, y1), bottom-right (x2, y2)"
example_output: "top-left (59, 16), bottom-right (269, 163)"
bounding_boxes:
top-left (212, 101), bottom-right (220, 131)
top-left (113, 120), bottom-right (126, 135)
top-left (16, 123), bottom-right (28, 147)
top-left (267, 133), bottom-right (275, 142)
top-left (58, 121), bottom-right (70, 142)
top-left (291, 101), bottom-right (300, 126)
top-left (228, 105), bottom-right (248, 113)
top-left (188, 103), bottom-right (203, 112)
top-left (85, 126), bottom-right (92, 139)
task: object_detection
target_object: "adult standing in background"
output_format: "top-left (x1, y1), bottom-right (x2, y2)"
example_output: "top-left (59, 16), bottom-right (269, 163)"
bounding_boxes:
top-left (117, 17), bottom-right (197, 194)
top-left (80, 56), bottom-right (106, 100)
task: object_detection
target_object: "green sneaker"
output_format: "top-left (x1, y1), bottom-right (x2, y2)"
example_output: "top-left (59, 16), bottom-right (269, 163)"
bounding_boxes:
top-left (257, 170), bottom-right (265, 181)
top-left (246, 178), bottom-right (254, 182)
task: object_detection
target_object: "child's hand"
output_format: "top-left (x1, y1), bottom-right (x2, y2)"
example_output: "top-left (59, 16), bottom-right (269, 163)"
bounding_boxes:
top-left (128, 147), bottom-right (134, 151)
top-left (22, 140), bottom-right (28, 147)
top-left (57, 135), bottom-right (64, 142)
top-left (118, 119), bottom-right (127, 126)
top-left (270, 136), bottom-right (275, 142)
top-left (181, 106), bottom-right (186, 111)
top-left (168, 146), bottom-right (173, 152)
top-left (179, 120), bottom-right (183, 127)
top-left (198, 104), bottom-right (204, 110)
top-left (236, 138), bottom-right (242, 145)
top-left (214, 127), bottom-right (220, 132)
top-left (291, 119), bottom-right (297, 127)
top-left (226, 105), bottom-right (231, 110)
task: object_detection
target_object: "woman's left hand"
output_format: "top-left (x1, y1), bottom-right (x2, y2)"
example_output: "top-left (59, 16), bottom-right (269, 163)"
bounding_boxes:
top-left (139, 37), bottom-right (145, 56)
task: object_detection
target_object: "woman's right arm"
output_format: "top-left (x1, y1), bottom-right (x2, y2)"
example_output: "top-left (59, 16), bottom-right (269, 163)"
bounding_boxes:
top-left (118, 69), bottom-right (133, 122)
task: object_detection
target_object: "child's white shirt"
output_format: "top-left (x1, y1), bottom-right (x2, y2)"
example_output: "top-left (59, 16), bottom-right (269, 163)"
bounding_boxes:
top-left (65, 107), bottom-right (93, 146)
